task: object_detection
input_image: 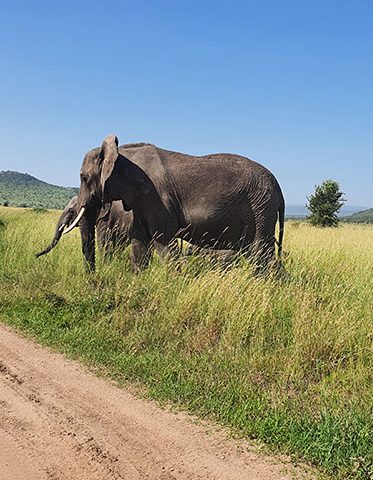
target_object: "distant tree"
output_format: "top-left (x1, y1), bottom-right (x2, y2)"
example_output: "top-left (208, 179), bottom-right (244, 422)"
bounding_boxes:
top-left (307, 180), bottom-right (346, 227)
top-left (3, 201), bottom-right (9, 207)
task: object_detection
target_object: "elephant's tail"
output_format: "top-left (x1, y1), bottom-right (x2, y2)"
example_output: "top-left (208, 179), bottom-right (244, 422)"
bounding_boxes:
top-left (277, 196), bottom-right (285, 259)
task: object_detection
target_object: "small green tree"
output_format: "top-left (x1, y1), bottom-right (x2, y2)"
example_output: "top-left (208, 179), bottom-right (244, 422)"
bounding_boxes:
top-left (307, 180), bottom-right (346, 227)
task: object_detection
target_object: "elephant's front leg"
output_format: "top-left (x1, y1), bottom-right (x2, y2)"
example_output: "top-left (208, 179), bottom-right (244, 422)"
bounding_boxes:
top-left (80, 216), bottom-right (96, 272)
top-left (131, 238), bottom-right (152, 272)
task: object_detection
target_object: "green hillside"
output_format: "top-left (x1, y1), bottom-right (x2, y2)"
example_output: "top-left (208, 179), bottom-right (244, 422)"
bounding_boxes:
top-left (344, 208), bottom-right (373, 224)
top-left (0, 171), bottom-right (78, 209)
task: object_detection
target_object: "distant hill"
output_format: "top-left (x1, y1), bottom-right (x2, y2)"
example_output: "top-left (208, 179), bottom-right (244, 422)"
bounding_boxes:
top-left (0, 171), bottom-right (78, 209)
top-left (285, 205), bottom-right (309, 218)
top-left (343, 208), bottom-right (373, 224)
top-left (285, 204), bottom-right (369, 219)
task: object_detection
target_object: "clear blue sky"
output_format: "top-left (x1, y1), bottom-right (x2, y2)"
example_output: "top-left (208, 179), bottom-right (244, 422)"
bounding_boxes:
top-left (0, 0), bottom-right (372, 206)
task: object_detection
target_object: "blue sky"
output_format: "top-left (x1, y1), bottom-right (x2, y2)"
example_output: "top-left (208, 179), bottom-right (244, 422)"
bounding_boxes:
top-left (0, 0), bottom-right (372, 206)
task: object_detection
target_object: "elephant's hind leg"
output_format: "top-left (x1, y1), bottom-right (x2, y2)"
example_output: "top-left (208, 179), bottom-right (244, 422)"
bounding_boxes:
top-left (250, 213), bottom-right (277, 273)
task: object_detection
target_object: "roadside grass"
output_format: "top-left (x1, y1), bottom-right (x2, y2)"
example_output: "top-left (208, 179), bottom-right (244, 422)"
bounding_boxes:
top-left (0, 207), bottom-right (372, 479)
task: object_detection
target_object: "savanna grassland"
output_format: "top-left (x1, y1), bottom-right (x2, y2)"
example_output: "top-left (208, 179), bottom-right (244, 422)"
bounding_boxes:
top-left (0, 207), bottom-right (372, 479)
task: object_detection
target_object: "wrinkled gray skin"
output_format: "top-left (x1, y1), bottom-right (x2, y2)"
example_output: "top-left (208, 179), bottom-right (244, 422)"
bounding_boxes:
top-left (35, 196), bottom-right (133, 259)
top-left (73, 135), bottom-right (285, 272)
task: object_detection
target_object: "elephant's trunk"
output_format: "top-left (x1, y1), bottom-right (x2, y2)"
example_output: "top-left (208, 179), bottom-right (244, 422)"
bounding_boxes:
top-left (35, 195), bottom-right (80, 259)
top-left (35, 224), bottom-right (66, 258)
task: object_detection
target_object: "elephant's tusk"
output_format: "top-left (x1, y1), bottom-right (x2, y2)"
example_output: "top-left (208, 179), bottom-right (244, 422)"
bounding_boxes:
top-left (58, 223), bottom-right (66, 232)
top-left (63, 207), bottom-right (85, 235)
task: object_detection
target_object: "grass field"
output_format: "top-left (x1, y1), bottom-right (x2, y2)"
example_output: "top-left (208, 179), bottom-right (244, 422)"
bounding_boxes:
top-left (0, 207), bottom-right (372, 479)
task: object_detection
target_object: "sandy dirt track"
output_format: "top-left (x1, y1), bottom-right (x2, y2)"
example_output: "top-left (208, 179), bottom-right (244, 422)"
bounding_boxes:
top-left (0, 323), bottom-right (309, 480)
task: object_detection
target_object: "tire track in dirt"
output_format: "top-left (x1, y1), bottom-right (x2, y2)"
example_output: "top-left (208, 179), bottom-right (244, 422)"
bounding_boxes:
top-left (0, 323), bottom-right (312, 480)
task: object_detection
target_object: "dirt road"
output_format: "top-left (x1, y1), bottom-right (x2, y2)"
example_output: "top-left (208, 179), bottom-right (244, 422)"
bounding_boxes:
top-left (0, 323), bottom-right (309, 480)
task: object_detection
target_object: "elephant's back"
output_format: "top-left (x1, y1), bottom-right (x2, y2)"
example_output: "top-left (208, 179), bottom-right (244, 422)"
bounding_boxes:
top-left (120, 143), bottom-right (273, 177)
top-left (119, 143), bottom-right (283, 201)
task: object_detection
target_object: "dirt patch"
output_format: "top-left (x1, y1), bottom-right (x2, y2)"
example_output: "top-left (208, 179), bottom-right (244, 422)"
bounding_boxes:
top-left (0, 323), bottom-right (313, 479)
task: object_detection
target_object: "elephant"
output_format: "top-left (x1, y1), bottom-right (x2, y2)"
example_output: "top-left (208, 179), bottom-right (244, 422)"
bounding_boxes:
top-left (35, 196), bottom-right (133, 259)
top-left (66, 135), bottom-right (285, 272)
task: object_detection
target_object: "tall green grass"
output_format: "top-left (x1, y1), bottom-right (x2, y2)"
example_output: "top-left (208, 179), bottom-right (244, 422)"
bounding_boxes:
top-left (0, 207), bottom-right (372, 479)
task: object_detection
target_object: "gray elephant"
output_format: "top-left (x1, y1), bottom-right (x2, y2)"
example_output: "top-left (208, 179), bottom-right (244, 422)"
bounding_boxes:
top-left (36, 196), bottom-right (133, 259)
top-left (66, 135), bottom-right (285, 271)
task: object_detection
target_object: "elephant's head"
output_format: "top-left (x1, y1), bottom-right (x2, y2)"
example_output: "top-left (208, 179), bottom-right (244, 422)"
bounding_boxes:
top-left (64, 135), bottom-right (129, 270)
top-left (65, 134), bottom-right (155, 270)
top-left (70, 135), bottom-right (125, 211)
top-left (35, 196), bottom-right (79, 258)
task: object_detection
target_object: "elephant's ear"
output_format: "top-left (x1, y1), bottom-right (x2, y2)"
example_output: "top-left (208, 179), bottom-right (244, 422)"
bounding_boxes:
top-left (100, 134), bottom-right (119, 191)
